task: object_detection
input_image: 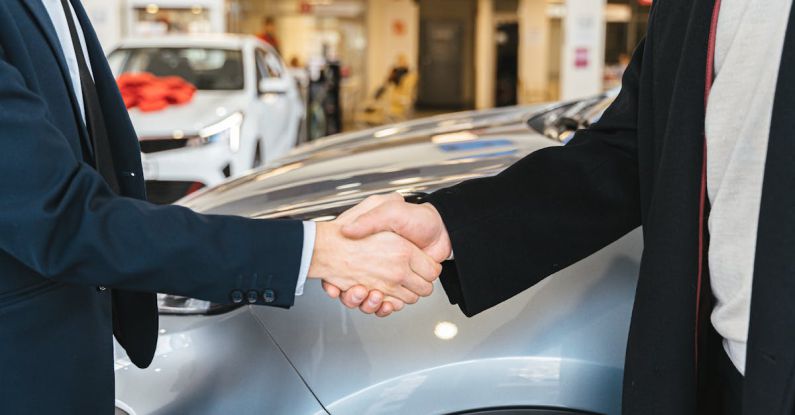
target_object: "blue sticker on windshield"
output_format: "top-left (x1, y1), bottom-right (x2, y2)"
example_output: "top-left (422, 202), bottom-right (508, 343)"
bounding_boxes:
top-left (438, 139), bottom-right (514, 152)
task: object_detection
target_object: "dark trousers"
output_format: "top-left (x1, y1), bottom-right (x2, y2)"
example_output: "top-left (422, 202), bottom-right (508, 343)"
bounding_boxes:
top-left (717, 344), bottom-right (744, 415)
top-left (698, 347), bottom-right (744, 415)
top-left (698, 327), bottom-right (744, 415)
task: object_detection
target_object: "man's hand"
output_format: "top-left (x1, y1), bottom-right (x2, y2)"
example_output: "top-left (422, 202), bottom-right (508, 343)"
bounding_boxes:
top-left (320, 193), bottom-right (452, 317)
top-left (342, 196), bottom-right (452, 263)
top-left (308, 219), bottom-right (441, 305)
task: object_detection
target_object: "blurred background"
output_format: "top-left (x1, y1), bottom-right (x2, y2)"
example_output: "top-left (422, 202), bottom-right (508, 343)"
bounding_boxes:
top-left (85, 0), bottom-right (648, 134)
top-left (90, 0), bottom-right (649, 205)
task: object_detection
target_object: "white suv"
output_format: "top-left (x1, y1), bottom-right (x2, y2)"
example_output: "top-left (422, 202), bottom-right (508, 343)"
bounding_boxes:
top-left (108, 35), bottom-right (305, 204)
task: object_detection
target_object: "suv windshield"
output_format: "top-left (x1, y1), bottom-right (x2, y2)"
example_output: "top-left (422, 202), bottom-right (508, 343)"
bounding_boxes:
top-left (109, 47), bottom-right (244, 91)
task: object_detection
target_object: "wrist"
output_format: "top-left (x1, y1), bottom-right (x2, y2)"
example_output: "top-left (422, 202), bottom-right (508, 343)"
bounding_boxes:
top-left (422, 202), bottom-right (453, 260)
top-left (308, 221), bottom-right (339, 279)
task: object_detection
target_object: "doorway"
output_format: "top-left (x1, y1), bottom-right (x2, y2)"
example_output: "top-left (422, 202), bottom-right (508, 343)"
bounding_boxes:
top-left (418, 19), bottom-right (465, 108)
top-left (495, 22), bottom-right (518, 107)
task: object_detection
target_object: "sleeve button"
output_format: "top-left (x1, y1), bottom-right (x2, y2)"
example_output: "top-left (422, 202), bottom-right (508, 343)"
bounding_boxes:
top-left (246, 290), bottom-right (259, 304)
top-left (263, 289), bottom-right (276, 303)
top-left (230, 290), bottom-right (244, 304)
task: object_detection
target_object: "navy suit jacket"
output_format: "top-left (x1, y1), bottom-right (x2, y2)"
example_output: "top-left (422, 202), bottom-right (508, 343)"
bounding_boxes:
top-left (0, 1), bottom-right (303, 412)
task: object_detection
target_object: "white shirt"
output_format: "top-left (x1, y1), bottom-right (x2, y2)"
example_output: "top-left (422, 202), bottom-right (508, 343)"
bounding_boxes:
top-left (41, 1), bottom-right (313, 295)
top-left (705, 0), bottom-right (793, 374)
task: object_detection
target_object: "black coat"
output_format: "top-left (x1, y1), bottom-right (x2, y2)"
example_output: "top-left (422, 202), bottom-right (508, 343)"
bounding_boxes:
top-left (0, 1), bottom-right (303, 412)
top-left (428, 1), bottom-right (795, 413)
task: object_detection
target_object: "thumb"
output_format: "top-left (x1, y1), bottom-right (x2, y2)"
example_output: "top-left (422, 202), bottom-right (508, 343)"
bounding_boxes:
top-left (341, 204), bottom-right (397, 239)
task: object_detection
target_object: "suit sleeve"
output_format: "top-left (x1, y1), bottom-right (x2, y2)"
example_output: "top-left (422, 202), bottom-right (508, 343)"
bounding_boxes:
top-left (425, 39), bottom-right (646, 317)
top-left (0, 49), bottom-right (302, 308)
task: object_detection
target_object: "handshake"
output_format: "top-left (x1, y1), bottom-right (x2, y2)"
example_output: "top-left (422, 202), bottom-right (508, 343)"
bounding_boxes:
top-left (307, 193), bottom-right (452, 317)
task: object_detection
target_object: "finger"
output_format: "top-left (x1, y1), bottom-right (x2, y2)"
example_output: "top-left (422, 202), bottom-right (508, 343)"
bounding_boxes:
top-left (322, 281), bottom-right (341, 299)
top-left (358, 290), bottom-right (384, 314)
top-left (399, 269), bottom-right (434, 298)
top-left (376, 296), bottom-right (405, 317)
top-left (384, 296), bottom-right (405, 312)
top-left (340, 285), bottom-right (369, 308)
top-left (388, 284), bottom-right (421, 305)
top-left (375, 301), bottom-right (394, 318)
top-left (409, 246), bottom-right (443, 283)
top-left (341, 202), bottom-right (406, 239)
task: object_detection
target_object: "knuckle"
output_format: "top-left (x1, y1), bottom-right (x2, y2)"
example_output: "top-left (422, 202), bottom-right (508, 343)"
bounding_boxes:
top-left (422, 283), bottom-right (434, 297)
top-left (376, 281), bottom-right (392, 294)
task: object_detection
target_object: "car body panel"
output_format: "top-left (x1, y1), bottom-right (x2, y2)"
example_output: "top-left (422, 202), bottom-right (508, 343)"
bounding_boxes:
top-left (114, 307), bottom-right (328, 415)
top-left (253, 231), bottom-right (640, 415)
top-left (115, 94), bottom-right (637, 415)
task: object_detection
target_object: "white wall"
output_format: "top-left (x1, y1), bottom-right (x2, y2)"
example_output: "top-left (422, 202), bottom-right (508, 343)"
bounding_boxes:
top-left (518, 0), bottom-right (550, 104)
top-left (81, 0), bottom-right (123, 51)
top-left (560, 0), bottom-right (606, 100)
top-left (366, 0), bottom-right (419, 96)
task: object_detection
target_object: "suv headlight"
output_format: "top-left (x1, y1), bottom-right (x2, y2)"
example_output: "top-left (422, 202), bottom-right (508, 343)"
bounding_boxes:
top-left (157, 293), bottom-right (239, 315)
top-left (188, 112), bottom-right (244, 151)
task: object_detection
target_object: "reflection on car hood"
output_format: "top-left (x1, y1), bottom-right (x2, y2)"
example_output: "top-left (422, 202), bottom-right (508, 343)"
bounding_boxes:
top-left (128, 90), bottom-right (248, 139)
top-left (284, 104), bottom-right (549, 160)
top-left (179, 104), bottom-right (558, 218)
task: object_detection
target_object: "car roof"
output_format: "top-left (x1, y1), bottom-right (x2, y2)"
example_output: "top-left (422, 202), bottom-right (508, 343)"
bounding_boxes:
top-left (116, 34), bottom-right (267, 50)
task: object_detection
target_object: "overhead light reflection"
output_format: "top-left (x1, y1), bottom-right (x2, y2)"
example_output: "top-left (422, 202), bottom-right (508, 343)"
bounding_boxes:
top-left (336, 190), bottom-right (360, 196)
top-left (336, 182), bottom-right (362, 190)
top-left (374, 127), bottom-right (401, 138)
top-left (431, 132), bottom-right (478, 144)
top-left (434, 321), bottom-right (458, 340)
top-left (310, 215), bottom-right (337, 222)
top-left (390, 177), bottom-right (424, 186)
top-left (254, 163), bottom-right (304, 181)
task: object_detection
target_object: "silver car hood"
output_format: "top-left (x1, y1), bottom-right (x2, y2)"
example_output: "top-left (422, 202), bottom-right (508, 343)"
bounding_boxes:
top-left (179, 105), bottom-right (552, 218)
top-left (179, 103), bottom-right (640, 414)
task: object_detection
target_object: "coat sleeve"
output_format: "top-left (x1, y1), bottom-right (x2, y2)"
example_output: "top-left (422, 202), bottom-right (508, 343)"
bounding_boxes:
top-left (425, 39), bottom-right (646, 317)
top-left (0, 48), bottom-right (302, 308)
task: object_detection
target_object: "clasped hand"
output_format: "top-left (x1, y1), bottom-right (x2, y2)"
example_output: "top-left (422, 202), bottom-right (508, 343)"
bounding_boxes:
top-left (307, 193), bottom-right (452, 317)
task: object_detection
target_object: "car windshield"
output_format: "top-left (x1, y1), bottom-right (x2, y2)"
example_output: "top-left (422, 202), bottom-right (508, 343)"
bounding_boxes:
top-left (109, 47), bottom-right (244, 91)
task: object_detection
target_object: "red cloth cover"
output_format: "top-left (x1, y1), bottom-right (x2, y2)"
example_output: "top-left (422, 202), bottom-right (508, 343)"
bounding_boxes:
top-left (117, 73), bottom-right (196, 112)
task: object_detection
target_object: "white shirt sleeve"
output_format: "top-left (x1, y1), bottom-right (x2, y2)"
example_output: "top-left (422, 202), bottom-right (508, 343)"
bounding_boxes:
top-left (295, 221), bottom-right (316, 296)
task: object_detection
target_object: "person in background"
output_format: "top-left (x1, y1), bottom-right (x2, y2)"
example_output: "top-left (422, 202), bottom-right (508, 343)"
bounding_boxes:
top-left (257, 16), bottom-right (280, 53)
top-left (374, 54), bottom-right (411, 99)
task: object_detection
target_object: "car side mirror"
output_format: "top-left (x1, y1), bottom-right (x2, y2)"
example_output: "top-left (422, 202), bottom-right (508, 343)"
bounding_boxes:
top-left (258, 78), bottom-right (289, 95)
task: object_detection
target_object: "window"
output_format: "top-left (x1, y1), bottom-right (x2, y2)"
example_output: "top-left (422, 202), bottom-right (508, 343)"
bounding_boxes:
top-left (109, 47), bottom-right (245, 91)
top-left (255, 48), bottom-right (284, 79)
